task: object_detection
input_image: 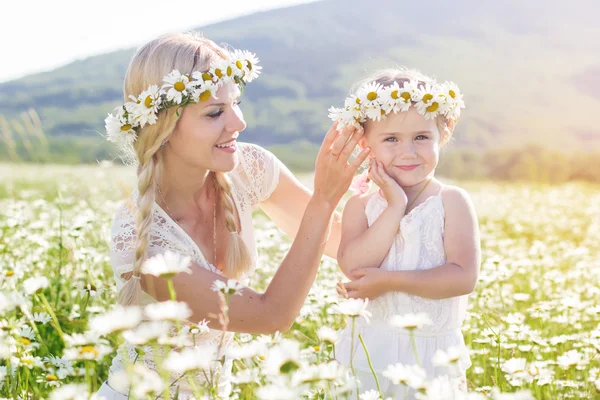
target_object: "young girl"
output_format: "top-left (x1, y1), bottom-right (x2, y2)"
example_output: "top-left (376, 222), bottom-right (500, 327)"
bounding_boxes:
top-left (331, 68), bottom-right (480, 397)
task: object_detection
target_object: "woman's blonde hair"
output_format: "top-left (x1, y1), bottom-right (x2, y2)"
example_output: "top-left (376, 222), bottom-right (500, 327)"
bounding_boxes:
top-left (118, 32), bottom-right (251, 306)
top-left (351, 67), bottom-right (458, 146)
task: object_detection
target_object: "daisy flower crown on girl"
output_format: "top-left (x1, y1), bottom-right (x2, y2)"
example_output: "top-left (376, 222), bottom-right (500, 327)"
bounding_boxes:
top-left (105, 49), bottom-right (261, 147)
top-left (328, 79), bottom-right (465, 131)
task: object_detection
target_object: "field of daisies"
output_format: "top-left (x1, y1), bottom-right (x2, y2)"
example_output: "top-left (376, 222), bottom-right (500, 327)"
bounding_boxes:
top-left (1, 162), bottom-right (599, 400)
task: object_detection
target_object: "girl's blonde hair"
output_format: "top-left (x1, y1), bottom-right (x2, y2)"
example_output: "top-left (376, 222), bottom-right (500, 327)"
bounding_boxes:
top-left (118, 32), bottom-right (251, 306)
top-left (351, 68), bottom-right (458, 146)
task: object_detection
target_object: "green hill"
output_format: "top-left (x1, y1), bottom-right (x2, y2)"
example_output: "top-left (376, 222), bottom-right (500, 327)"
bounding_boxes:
top-left (1, 0), bottom-right (599, 155)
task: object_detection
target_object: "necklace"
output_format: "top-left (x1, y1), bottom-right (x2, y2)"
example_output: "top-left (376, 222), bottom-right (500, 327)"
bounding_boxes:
top-left (156, 174), bottom-right (218, 268)
top-left (405, 177), bottom-right (434, 215)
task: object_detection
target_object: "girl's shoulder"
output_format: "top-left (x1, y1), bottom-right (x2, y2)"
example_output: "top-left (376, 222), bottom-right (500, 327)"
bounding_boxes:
top-left (439, 184), bottom-right (477, 220)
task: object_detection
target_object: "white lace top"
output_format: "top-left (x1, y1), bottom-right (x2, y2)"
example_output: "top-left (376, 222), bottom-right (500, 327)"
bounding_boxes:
top-left (107, 142), bottom-right (280, 395)
top-left (336, 186), bottom-right (471, 395)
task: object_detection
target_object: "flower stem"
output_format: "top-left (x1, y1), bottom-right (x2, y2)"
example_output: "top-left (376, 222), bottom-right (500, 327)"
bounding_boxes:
top-left (358, 333), bottom-right (382, 396)
top-left (350, 317), bottom-right (359, 400)
top-left (409, 331), bottom-right (421, 367)
top-left (38, 292), bottom-right (65, 341)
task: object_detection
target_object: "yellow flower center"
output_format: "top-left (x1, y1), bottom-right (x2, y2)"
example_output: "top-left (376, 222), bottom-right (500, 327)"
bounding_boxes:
top-left (246, 61), bottom-right (253, 71)
top-left (422, 93), bottom-right (433, 103)
top-left (18, 337), bottom-right (31, 345)
top-left (426, 102), bottom-right (439, 113)
top-left (312, 345), bottom-right (320, 351)
top-left (449, 90), bottom-right (456, 99)
top-left (366, 91), bottom-right (378, 101)
top-left (236, 60), bottom-right (243, 69)
top-left (202, 72), bottom-right (213, 81)
top-left (174, 81), bottom-right (186, 92)
top-left (144, 95), bottom-right (153, 108)
top-left (355, 97), bottom-right (361, 104)
top-left (400, 92), bottom-right (411, 102)
top-left (199, 90), bottom-right (212, 102)
top-left (380, 109), bottom-right (386, 116)
top-left (120, 124), bottom-right (132, 132)
top-left (391, 90), bottom-right (399, 100)
top-left (5, 270), bottom-right (14, 277)
top-left (80, 346), bottom-right (99, 357)
top-left (21, 358), bottom-right (34, 365)
top-left (46, 375), bottom-right (58, 381)
top-left (214, 68), bottom-right (223, 78)
top-left (227, 66), bottom-right (233, 77)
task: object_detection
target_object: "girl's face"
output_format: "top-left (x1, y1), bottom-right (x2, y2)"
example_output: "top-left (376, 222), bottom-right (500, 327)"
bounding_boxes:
top-left (166, 82), bottom-right (246, 172)
top-left (362, 107), bottom-right (441, 187)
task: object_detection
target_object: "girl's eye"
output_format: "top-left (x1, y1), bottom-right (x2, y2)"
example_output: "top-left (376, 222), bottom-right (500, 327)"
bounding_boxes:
top-left (415, 135), bottom-right (428, 140)
top-left (207, 110), bottom-right (224, 119)
top-left (384, 137), bottom-right (397, 142)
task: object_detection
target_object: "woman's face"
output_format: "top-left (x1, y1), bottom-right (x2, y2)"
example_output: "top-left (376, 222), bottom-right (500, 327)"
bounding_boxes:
top-left (362, 107), bottom-right (441, 187)
top-left (166, 82), bottom-right (246, 172)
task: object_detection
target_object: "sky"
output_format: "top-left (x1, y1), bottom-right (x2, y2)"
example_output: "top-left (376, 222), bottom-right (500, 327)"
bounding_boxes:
top-left (0, 0), bottom-right (320, 83)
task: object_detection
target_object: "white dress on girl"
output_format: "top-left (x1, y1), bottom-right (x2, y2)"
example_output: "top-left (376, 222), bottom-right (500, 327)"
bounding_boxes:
top-left (336, 186), bottom-right (471, 398)
top-left (96, 143), bottom-right (280, 399)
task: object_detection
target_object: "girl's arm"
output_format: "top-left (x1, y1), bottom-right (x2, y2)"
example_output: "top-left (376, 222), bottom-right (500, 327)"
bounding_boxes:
top-left (343, 186), bottom-right (480, 300)
top-left (337, 194), bottom-right (403, 275)
top-left (337, 159), bottom-right (408, 275)
top-left (259, 164), bottom-right (342, 259)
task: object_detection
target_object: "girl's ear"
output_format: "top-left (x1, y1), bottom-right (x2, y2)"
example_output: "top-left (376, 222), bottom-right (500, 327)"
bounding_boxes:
top-left (358, 136), bottom-right (368, 151)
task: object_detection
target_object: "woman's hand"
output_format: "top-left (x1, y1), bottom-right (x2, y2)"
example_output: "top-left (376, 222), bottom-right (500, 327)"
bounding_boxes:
top-left (337, 267), bottom-right (391, 300)
top-left (313, 123), bottom-right (371, 207)
top-left (369, 159), bottom-right (407, 211)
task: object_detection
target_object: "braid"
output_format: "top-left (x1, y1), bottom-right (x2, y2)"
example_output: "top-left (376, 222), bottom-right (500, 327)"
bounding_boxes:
top-left (214, 171), bottom-right (252, 278)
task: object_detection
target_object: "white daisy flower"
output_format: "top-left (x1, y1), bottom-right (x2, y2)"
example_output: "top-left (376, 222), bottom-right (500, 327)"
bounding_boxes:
top-left (382, 81), bottom-right (411, 114)
top-left (141, 251), bottom-right (192, 279)
top-left (226, 341), bottom-right (267, 360)
top-left (557, 349), bottom-right (583, 369)
top-left (145, 300), bottom-right (192, 322)
top-left (255, 383), bottom-right (303, 400)
top-left (357, 82), bottom-right (384, 107)
top-left (135, 84), bottom-right (162, 128)
top-left (89, 306), bottom-right (143, 335)
top-left (264, 340), bottom-right (304, 376)
top-left (414, 83), bottom-right (443, 120)
top-left (33, 312), bottom-right (52, 324)
top-left (105, 107), bottom-right (137, 147)
top-left (0, 291), bottom-right (23, 314)
top-left (390, 312), bottom-right (432, 331)
top-left (382, 363), bottom-right (426, 386)
top-left (502, 357), bottom-right (528, 377)
top-left (232, 49), bottom-right (262, 82)
top-left (359, 390), bottom-right (383, 400)
top-left (231, 367), bottom-right (260, 384)
top-left (162, 70), bottom-right (193, 104)
top-left (49, 383), bottom-right (90, 400)
top-left (63, 343), bottom-right (113, 361)
top-left (164, 344), bottom-right (216, 374)
top-left (109, 364), bottom-right (165, 398)
top-left (317, 326), bottom-right (339, 344)
top-left (122, 321), bottom-right (171, 345)
top-left (211, 279), bottom-right (244, 296)
top-left (441, 81), bottom-right (465, 118)
top-left (23, 276), bottom-right (49, 295)
top-left (208, 59), bottom-right (235, 85)
top-left (191, 80), bottom-right (220, 103)
top-left (190, 319), bottom-right (210, 335)
top-left (431, 345), bottom-right (466, 367)
top-left (335, 298), bottom-right (372, 323)
top-left (364, 104), bottom-right (386, 122)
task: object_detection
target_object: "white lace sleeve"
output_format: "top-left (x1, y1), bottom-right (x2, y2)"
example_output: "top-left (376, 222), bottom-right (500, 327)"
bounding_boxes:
top-left (236, 143), bottom-right (281, 207)
top-left (110, 202), bottom-right (137, 278)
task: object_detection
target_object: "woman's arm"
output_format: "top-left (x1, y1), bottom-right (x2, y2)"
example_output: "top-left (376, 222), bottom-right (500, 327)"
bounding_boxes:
top-left (259, 164), bottom-right (342, 259)
top-left (143, 124), bottom-right (370, 334)
top-left (342, 186), bottom-right (480, 300)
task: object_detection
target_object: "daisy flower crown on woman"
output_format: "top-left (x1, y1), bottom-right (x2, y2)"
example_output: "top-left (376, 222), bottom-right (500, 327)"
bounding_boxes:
top-left (104, 49), bottom-right (261, 147)
top-left (328, 78), bottom-right (465, 131)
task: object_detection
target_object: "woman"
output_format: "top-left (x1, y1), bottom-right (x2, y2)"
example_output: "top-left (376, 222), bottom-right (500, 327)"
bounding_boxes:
top-left (97, 32), bottom-right (370, 397)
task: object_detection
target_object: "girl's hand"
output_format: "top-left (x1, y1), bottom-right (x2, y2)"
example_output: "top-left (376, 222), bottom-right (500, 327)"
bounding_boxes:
top-left (313, 123), bottom-right (371, 207)
top-left (337, 267), bottom-right (391, 300)
top-left (369, 159), bottom-right (407, 211)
